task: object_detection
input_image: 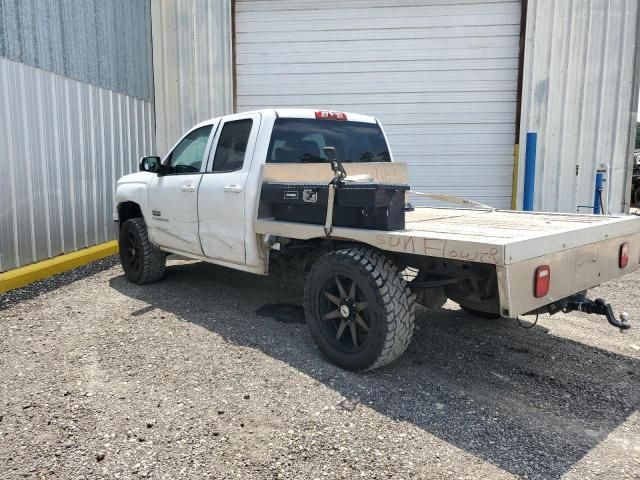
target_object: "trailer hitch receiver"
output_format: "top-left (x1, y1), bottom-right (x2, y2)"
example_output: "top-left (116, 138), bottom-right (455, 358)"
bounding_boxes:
top-left (562, 294), bottom-right (630, 331)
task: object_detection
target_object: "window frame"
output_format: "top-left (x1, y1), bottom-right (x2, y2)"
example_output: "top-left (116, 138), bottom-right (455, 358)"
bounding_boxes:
top-left (265, 118), bottom-right (391, 164)
top-left (204, 113), bottom-right (261, 174)
top-left (161, 123), bottom-right (217, 176)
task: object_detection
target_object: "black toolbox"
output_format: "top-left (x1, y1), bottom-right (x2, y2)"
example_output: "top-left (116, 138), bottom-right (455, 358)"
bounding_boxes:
top-left (260, 182), bottom-right (409, 231)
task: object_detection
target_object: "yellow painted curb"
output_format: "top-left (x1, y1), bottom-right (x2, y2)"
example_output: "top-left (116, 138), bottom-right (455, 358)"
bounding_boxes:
top-left (0, 240), bottom-right (119, 294)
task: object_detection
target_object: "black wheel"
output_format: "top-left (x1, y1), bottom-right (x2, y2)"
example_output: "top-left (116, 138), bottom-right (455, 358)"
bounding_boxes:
top-left (119, 218), bottom-right (166, 284)
top-left (304, 248), bottom-right (416, 371)
top-left (634, 187), bottom-right (640, 206)
top-left (460, 305), bottom-right (501, 319)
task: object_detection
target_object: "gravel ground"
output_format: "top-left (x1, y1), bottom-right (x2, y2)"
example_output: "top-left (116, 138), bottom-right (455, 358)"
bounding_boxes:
top-left (1, 256), bottom-right (640, 479)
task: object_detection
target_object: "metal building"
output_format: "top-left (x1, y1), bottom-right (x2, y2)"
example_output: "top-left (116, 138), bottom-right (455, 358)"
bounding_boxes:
top-left (153, 0), bottom-right (639, 212)
top-left (151, 0), bottom-right (233, 154)
top-left (518, 0), bottom-right (640, 214)
top-left (1, 0), bottom-right (639, 272)
top-left (0, 0), bottom-right (154, 272)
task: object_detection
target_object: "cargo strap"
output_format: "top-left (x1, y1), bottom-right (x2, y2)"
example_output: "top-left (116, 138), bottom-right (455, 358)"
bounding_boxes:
top-left (324, 160), bottom-right (347, 238)
top-left (409, 191), bottom-right (495, 211)
top-left (324, 183), bottom-right (336, 237)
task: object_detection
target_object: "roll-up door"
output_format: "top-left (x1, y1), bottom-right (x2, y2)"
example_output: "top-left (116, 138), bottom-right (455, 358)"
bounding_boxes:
top-left (235, 0), bottom-right (521, 208)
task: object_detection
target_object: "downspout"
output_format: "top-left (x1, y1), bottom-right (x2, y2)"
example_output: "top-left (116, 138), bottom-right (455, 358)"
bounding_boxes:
top-left (622, 3), bottom-right (640, 212)
top-left (231, 0), bottom-right (237, 114)
top-left (512, 0), bottom-right (529, 209)
top-left (600, 162), bottom-right (611, 214)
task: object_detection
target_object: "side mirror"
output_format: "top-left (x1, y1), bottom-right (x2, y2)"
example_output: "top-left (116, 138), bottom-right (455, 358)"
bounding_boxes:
top-left (155, 163), bottom-right (173, 176)
top-left (139, 155), bottom-right (161, 173)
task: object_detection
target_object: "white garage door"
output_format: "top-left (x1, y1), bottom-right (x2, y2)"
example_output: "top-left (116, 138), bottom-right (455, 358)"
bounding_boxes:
top-left (235, 0), bottom-right (521, 208)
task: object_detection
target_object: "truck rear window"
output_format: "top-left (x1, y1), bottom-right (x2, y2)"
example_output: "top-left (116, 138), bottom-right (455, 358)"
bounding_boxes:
top-left (266, 118), bottom-right (390, 164)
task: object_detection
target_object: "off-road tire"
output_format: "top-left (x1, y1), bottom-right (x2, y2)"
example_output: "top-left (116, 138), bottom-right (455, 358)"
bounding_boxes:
top-left (304, 248), bottom-right (416, 371)
top-left (119, 218), bottom-right (166, 284)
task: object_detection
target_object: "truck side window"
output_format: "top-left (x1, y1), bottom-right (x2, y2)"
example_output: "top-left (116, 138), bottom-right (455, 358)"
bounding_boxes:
top-left (166, 125), bottom-right (213, 174)
top-left (211, 119), bottom-right (254, 172)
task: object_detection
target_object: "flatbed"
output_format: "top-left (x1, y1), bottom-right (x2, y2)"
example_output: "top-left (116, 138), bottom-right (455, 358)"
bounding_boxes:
top-left (256, 208), bottom-right (640, 317)
top-left (258, 207), bottom-right (640, 266)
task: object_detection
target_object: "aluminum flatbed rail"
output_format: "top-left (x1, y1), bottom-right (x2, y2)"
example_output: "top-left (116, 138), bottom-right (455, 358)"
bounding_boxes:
top-left (255, 207), bottom-right (640, 267)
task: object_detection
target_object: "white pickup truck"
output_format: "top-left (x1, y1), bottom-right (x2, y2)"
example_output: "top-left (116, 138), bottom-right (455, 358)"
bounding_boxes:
top-left (115, 109), bottom-right (640, 371)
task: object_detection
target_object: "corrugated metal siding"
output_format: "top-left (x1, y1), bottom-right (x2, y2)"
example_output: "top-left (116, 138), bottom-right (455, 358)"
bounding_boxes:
top-left (0, 0), bottom-right (153, 101)
top-left (235, 0), bottom-right (521, 209)
top-left (151, 0), bottom-right (233, 155)
top-left (518, 0), bottom-right (639, 213)
top-left (0, 56), bottom-right (155, 272)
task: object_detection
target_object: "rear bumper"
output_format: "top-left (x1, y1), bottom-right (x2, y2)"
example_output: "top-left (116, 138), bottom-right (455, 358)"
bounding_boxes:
top-left (498, 232), bottom-right (640, 317)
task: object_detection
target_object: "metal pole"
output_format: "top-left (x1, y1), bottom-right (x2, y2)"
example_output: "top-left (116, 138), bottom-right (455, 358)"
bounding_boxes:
top-left (523, 132), bottom-right (537, 211)
top-left (594, 170), bottom-right (605, 214)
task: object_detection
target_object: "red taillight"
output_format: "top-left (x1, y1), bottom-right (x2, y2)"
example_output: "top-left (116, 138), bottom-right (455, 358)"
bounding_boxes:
top-left (619, 243), bottom-right (629, 269)
top-left (315, 110), bottom-right (347, 121)
top-left (534, 265), bottom-right (550, 298)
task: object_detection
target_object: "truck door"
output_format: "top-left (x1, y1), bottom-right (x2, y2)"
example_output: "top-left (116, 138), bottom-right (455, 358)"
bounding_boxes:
top-left (147, 124), bottom-right (215, 255)
top-left (198, 113), bottom-right (262, 265)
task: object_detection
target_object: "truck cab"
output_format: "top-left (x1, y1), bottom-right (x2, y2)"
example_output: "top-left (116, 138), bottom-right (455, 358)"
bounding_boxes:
top-left (115, 109), bottom-right (390, 274)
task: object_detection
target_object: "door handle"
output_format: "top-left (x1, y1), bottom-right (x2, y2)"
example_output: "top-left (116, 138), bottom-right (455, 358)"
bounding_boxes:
top-left (224, 184), bottom-right (243, 193)
top-left (181, 184), bottom-right (196, 192)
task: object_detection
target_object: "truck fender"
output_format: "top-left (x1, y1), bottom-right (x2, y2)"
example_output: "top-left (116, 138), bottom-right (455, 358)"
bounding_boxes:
top-left (114, 182), bottom-right (149, 226)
